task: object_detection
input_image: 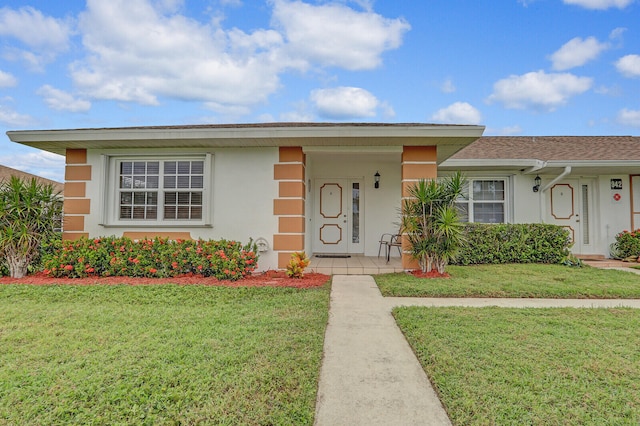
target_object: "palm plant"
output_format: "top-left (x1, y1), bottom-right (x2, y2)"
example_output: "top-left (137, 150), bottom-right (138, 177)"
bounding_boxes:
top-left (401, 172), bottom-right (466, 273)
top-left (0, 176), bottom-right (63, 278)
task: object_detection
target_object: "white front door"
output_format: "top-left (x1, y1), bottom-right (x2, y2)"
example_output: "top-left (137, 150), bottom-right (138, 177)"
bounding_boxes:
top-left (546, 179), bottom-right (593, 254)
top-left (313, 179), bottom-right (363, 254)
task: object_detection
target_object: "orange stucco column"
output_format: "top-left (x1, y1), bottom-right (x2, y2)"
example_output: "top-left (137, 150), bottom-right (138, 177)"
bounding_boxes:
top-left (62, 149), bottom-right (91, 241)
top-left (401, 146), bottom-right (438, 269)
top-left (274, 147), bottom-right (306, 268)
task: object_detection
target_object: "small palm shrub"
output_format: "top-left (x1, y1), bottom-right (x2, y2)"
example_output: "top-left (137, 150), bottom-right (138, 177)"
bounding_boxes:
top-left (402, 172), bottom-right (466, 274)
top-left (0, 176), bottom-right (62, 278)
top-left (42, 236), bottom-right (258, 281)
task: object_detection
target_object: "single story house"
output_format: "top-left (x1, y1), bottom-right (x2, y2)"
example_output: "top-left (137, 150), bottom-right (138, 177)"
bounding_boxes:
top-left (440, 136), bottom-right (640, 258)
top-left (7, 123), bottom-right (484, 271)
top-left (7, 124), bottom-right (638, 270)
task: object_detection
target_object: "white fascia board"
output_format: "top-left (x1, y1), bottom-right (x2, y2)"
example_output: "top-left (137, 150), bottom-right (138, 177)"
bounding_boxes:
top-left (7, 124), bottom-right (485, 156)
top-left (7, 124), bottom-right (484, 143)
top-left (439, 158), bottom-right (543, 169)
top-left (545, 160), bottom-right (640, 168)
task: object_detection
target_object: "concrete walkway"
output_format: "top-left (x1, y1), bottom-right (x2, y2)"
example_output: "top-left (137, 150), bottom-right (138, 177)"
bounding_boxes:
top-left (314, 275), bottom-right (640, 426)
top-left (314, 275), bottom-right (452, 426)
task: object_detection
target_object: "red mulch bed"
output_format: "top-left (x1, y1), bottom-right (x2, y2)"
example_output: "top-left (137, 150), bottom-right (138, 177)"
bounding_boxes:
top-left (410, 269), bottom-right (450, 279)
top-left (0, 271), bottom-right (331, 288)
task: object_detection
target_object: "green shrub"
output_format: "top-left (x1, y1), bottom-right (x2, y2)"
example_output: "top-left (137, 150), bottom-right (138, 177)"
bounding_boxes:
top-left (612, 230), bottom-right (640, 259)
top-left (453, 223), bottom-right (571, 265)
top-left (42, 236), bottom-right (258, 281)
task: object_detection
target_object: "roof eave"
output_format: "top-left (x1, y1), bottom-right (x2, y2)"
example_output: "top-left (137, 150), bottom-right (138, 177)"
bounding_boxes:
top-left (7, 124), bottom-right (485, 159)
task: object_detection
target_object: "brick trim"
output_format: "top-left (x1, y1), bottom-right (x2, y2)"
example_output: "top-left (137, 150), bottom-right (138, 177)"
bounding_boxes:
top-left (273, 147), bottom-right (306, 269)
top-left (63, 149), bottom-right (91, 241)
top-left (401, 146), bottom-right (438, 270)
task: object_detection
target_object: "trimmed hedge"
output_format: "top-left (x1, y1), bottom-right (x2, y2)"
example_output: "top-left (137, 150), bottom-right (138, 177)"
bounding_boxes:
top-left (42, 236), bottom-right (258, 281)
top-left (453, 223), bottom-right (572, 265)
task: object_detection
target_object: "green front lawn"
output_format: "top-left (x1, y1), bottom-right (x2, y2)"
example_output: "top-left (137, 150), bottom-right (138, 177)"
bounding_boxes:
top-left (0, 284), bottom-right (330, 425)
top-left (376, 264), bottom-right (640, 298)
top-left (394, 307), bottom-right (640, 425)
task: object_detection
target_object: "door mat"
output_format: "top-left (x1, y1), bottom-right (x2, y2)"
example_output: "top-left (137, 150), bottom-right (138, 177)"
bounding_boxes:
top-left (314, 254), bottom-right (351, 258)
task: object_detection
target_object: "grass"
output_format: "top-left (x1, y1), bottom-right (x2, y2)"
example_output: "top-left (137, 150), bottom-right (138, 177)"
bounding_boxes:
top-left (376, 263), bottom-right (640, 298)
top-left (394, 306), bottom-right (640, 425)
top-left (0, 283), bottom-right (330, 425)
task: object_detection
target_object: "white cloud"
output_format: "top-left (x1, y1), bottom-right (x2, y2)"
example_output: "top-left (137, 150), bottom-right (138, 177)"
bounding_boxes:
top-left (0, 70), bottom-right (17, 87)
top-left (0, 6), bottom-right (71, 50)
top-left (431, 102), bottom-right (482, 125)
top-left (36, 85), bottom-right (91, 112)
top-left (609, 27), bottom-right (626, 41)
top-left (66, 0), bottom-right (409, 114)
top-left (0, 6), bottom-right (72, 69)
top-left (72, 0), bottom-right (285, 108)
top-left (279, 110), bottom-right (316, 122)
top-left (310, 87), bottom-right (380, 119)
top-left (549, 36), bottom-right (609, 70)
top-left (617, 108), bottom-right (640, 127)
top-left (498, 125), bottom-right (523, 135)
top-left (441, 78), bottom-right (456, 93)
top-left (271, 0), bottom-right (410, 71)
top-left (0, 151), bottom-right (65, 182)
top-left (487, 70), bottom-right (593, 111)
top-left (616, 54), bottom-right (640, 78)
top-left (563, 0), bottom-right (634, 9)
top-left (594, 84), bottom-right (622, 96)
top-left (0, 105), bottom-right (34, 126)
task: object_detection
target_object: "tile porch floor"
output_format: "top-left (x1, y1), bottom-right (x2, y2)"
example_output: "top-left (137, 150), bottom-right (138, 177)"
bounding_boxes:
top-left (308, 255), bottom-right (404, 275)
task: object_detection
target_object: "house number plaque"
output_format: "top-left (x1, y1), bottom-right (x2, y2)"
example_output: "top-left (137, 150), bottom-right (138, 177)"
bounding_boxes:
top-left (610, 179), bottom-right (623, 190)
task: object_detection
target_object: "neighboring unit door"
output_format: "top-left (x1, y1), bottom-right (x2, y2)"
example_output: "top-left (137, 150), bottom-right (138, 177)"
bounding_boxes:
top-left (313, 179), bottom-right (363, 254)
top-left (631, 175), bottom-right (640, 230)
top-left (546, 179), bottom-right (592, 254)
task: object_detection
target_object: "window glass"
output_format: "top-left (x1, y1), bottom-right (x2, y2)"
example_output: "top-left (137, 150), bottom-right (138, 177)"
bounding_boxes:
top-left (117, 158), bottom-right (205, 222)
top-left (456, 179), bottom-right (506, 224)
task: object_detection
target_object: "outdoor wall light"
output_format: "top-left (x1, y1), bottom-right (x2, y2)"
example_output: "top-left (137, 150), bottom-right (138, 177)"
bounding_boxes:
top-left (532, 175), bottom-right (541, 193)
top-left (374, 171), bottom-right (380, 189)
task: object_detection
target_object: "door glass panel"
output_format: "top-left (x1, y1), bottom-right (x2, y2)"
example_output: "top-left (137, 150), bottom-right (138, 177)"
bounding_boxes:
top-left (352, 183), bottom-right (360, 243)
top-left (581, 185), bottom-right (590, 245)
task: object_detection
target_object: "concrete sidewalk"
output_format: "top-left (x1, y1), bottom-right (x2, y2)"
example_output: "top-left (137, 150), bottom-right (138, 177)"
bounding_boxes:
top-left (314, 275), bottom-right (451, 426)
top-left (314, 275), bottom-right (640, 426)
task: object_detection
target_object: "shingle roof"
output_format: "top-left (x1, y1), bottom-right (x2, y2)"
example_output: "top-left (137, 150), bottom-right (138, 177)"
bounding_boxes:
top-left (0, 164), bottom-right (64, 194)
top-left (27, 122), bottom-right (463, 132)
top-left (450, 136), bottom-right (640, 161)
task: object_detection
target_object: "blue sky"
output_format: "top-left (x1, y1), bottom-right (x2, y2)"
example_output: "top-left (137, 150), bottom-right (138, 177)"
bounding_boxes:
top-left (1, 0), bottom-right (639, 182)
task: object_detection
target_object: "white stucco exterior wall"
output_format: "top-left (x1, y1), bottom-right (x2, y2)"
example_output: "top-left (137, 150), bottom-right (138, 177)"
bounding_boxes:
top-left (83, 147), bottom-right (280, 271)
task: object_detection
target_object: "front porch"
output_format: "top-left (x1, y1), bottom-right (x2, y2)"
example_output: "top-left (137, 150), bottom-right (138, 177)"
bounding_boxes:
top-left (308, 255), bottom-right (403, 275)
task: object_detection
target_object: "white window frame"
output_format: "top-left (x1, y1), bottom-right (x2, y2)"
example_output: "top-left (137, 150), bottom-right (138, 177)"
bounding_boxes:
top-left (457, 177), bottom-right (510, 224)
top-left (101, 154), bottom-right (212, 227)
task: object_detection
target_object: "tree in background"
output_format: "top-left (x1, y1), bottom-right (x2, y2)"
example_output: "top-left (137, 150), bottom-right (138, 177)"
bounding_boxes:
top-left (402, 172), bottom-right (466, 274)
top-left (0, 176), bottom-right (62, 278)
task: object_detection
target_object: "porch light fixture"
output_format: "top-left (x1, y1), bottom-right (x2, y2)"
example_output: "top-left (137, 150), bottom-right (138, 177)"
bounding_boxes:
top-left (374, 171), bottom-right (380, 189)
top-left (533, 175), bottom-right (541, 193)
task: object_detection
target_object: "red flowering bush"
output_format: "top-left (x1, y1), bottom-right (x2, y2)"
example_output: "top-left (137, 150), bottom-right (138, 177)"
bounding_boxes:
top-left (613, 229), bottom-right (640, 259)
top-left (42, 236), bottom-right (258, 281)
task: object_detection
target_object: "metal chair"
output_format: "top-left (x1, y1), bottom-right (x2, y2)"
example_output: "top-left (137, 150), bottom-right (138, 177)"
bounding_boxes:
top-left (378, 233), bottom-right (402, 262)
